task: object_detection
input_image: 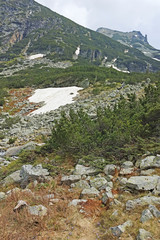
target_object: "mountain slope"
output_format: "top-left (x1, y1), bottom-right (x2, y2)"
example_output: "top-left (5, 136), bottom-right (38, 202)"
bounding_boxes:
top-left (97, 27), bottom-right (160, 61)
top-left (0, 0), bottom-right (160, 74)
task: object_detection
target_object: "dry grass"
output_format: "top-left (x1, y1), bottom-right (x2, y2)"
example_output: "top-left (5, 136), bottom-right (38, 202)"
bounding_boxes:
top-left (0, 180), bottom-right (102, 240)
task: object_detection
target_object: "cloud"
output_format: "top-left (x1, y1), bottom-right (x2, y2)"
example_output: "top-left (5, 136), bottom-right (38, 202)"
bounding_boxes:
top-left (36, 0), bottom-right (160, 49)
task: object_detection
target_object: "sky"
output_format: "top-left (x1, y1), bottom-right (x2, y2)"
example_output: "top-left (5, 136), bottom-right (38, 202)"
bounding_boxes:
top-left (36, 0), bottom-right (160, 49)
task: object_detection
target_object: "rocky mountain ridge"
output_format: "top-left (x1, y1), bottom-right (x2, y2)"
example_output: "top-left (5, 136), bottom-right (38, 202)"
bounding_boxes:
top-left (0, 0), bottom-right (160, 74)
top-left (97, 27), bottom-right (160, 61)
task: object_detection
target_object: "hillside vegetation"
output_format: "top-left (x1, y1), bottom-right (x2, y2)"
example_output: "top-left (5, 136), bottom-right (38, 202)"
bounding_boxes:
top-left (45, 81), bottom-right (160, 167)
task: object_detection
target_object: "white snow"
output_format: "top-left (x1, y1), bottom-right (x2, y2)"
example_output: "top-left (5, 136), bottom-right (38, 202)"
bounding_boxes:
top-left (28, 54), bottom-right (44, 60)
top-left (112, 65), bottom-right (130, 73)
top-left (135, 35), bottom-right (138, 37)
top-left (152, 57), bottom-right (160, 62)
top-left (28, 87), bottom-right (83, 115)
top-left (112, 58), bottom-right (117, 63)
top-left (124, 49), bottom-right (129, 53)
top-left (75, 46), bottom-right (80, 56)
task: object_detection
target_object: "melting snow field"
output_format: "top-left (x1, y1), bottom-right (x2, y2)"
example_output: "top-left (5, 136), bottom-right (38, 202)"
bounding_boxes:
top-left (28, 87), bottom-right (82, 115)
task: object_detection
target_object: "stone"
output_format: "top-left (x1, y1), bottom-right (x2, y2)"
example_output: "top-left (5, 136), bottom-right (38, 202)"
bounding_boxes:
top-left (5, 141), bottom-right (36, 156)
top-left (110, 220), bottom-right (133, 237)
top-left (102, 187), bottom-right (113, 204)
top-left (68, 199), bottom-right (87, 207)
top-left (139, 155), bottom-right (160, 170)
top-left (73, 164), bottom-right (99, 176)
top-left (0, 192), bottom-right (6, 201)
top-left (149, 205), bottom-right (160, 218)
top-left (104, 164), bottom-right (117, 176)
top-left (126, 196), bottom-right (160, 211)
top-left (3, 170), bottom-right (21, 186)
top-left (90, 177), bottom-right (108, 190)
top-left (111, 210), bottom-right (119, 217)
top-left (28, 205), bottom-right (47, 216)
top-left (20, 164), bottom-right (49, 188)
top-left (140, 209), bottom-right (154, 223)
top-left (140, 169), bottom-right (155, 176)
top-left (71, 180), bottom-right (90, 189)
top-left (119, 177), bottom-right (128, 186)
top-left (13, 200), bottom-right (28, 212)
top-left (81, 187), bottom-right (100, 198)
top-left (61, 175), bottom-right (81, 185)
top-left (136, 229), bottom-right (153, 240)
top-left (121, 161), bottom-right (134, 168)
top-left (120, 168), bottom-right (134, 175)
top-left (6, 187), bottom-right (21, 196)
top-left (126, 176), bottom-right (160, 191)
top-left (154, 177), bottom-right (160, 194)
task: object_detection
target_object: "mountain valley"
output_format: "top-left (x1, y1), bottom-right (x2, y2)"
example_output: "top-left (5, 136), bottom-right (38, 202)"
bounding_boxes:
top-left (0, 0), bottom-right (160, 239)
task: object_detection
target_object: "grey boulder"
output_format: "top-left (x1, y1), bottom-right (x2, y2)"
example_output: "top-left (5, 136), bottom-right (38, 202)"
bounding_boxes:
top-left (3, 170), bottom-right (21, 186)
top-left (136, 229), bottom-right (153, 240)
top-left (126, 196), bottom-right (160, 211)
top-left (73, 164), bottom-right (99, 176)
top-left (61, 175), bottom-right (81, 185)
top-left (80, 187), bottom-right (100, 198)
top-left (28, 205), bottom-right (47, 216)
top-left (20, 164), bottom-right (49, 188)
top-left (110, 220), bottom-right (133, 237)
top-left (0, 192), bottom-right (6, 201)
top-left (126, 176), bottom-right (160, 191)
top-left (140, 209), bottom-right (154, 223)
top-left (139, 155), bottom-right (160, 170)
top-left (5, 141), bottom-right (36, 156)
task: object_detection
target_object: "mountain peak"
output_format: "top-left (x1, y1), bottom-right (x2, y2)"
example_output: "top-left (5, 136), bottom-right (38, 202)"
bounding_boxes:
top-left (97, 27), bottom-right (160, 60)
top-left (0, 1), bottom-right (160, 73)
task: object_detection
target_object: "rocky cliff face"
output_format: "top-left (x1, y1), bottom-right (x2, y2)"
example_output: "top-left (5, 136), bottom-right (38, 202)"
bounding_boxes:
top-left (0, 0), bottom-right (160, 73)
top-left (97, 27), bottom-right (160, 61)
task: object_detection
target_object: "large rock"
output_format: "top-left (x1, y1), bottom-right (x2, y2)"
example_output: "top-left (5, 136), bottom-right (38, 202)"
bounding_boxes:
top-left (110, 220), bottom-right (133, 237)
top-left (5, 142), bottom-right (37, 156)
top-left (28, 205), bottom-right (47, 216)
top-left (13, 200), bottom-right (28, 212)
top-left (126, 196), bottom-right (160, 210)
top-left (139, 155), bottom-right (160, 170)
top-left (90, 177), bottom-right (108, 190)
top-left (104, 164), bottom-right (117, 176)
top-left (136, 229), bottom-right (153, 240)
top-left (3, 170), bottom-right (21, 186)
top-left (80, 187), bottom-right (100, 198)
top-left (68, 199), bottom-right (87, 207)
top-left (61, 175), bottom-right (81, 185)
top-left (126, 176), bottom-right (160, 191)
top-left (149, 205), bottom-right (160, 218)
top-left (71, 180), bottom-right (90, 189)
top-left (140, 209), bottom-right (154, 223)
top-left (73, 164), bottom-right (99, 176)
top-left (0, 192), bottom-right (6, 201)
top-left (20, 164), bottom-right (49, 188)
top-left (102, 187), bottom-right (114, 205)
top-left (121, 161), bottom-right (134, 168)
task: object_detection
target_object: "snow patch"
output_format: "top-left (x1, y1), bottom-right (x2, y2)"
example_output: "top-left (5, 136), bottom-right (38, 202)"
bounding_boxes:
top-left (112, 58), bottom-right (117, 63)
top-left (152, 57), bottom-right (160, 62)
top-left (28, 87), bottom-right (83, 115)
top-left (75, 46), bottom-right (80, 56)
top-left (112, 65), bottom-right (130, 73)
top-left (28, 54), bottom-right (44, 60)
top-left (107, 64), bottom-right (130, 73)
